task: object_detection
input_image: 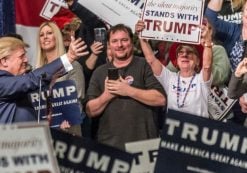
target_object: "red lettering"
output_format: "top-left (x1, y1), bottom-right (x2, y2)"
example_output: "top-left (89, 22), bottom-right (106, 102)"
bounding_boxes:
top-left (153, 20), bottom-right (162, 31)
top-left (174, 23), bottom-right (186, 34)
top-left (163, 21), bottom-right (173, 32)
top-left (144, 19), bottom-right (153, 30)
top-left (144, 19), bottom-right (196, 35)
top-left (188, 24), bottom-right (197, 35)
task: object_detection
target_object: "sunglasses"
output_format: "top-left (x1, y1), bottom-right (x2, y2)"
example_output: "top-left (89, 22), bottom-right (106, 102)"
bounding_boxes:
top-left (177, 50), bottom-right (195, 56)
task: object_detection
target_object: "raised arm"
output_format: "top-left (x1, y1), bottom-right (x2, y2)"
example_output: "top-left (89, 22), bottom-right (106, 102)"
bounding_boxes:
top-left (228, 58), bottom-right (247, 98)
top-left (135, 20), bottom-right (163, 75)
top-left (200, 21), bottom-right (213, 82)
top-left (66, 37), bottom-right (89, 63)
top-left (86, 42), bottom-right (104, 70)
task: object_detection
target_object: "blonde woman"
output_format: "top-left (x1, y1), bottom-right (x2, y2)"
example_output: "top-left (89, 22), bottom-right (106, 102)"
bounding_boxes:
top-left (36, 22), bottom-right (85, 136)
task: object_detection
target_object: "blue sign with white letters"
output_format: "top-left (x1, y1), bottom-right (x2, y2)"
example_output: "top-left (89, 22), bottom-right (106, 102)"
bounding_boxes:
top-left (29, 80), bottom-right (83, 128)
top-left (155, 109), bottom-right (247, 173)
top-left (51, 129), bottom-right (134, 173)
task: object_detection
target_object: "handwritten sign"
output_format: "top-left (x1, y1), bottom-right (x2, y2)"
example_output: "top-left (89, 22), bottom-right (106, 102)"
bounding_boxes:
top-left (0, 122), bottom-right (59, 172)
top-left (140, 0), bottom-right (205, 44)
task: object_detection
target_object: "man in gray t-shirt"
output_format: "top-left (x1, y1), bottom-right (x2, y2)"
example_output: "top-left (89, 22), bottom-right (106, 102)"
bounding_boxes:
top-left (85, 24), bottom-right (166, 150)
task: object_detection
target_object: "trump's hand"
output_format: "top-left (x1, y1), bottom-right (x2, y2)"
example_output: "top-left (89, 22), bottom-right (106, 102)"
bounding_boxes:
top-left (67, 36), bottom-right (89, 63)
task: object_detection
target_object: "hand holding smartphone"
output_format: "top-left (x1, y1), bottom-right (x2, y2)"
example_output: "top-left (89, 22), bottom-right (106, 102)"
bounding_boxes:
top-left (94, 27), bottom-right (106, 44)
top-left (108, 68), bottom-right (119, 80)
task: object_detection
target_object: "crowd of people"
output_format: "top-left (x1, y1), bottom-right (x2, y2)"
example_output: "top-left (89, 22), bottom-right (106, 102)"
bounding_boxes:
top-left (1, 0), bottom-right (247, 151)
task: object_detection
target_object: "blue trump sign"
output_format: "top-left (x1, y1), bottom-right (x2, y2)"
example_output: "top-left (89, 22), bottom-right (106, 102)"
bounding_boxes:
top-left (155, 109), bottom-right (247, 173)
top-left (51, 129), bottom-right (134, 173)
top-left (29, 80), bottom-right (83, 128)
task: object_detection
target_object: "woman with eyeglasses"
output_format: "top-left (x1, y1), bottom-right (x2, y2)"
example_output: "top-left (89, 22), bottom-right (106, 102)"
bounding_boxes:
top-left (135, 20), bottom-right (213, 118)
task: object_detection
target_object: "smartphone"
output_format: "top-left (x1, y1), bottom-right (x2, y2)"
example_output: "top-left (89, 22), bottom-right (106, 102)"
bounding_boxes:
top-left (108, 68), bottom-right (119, 80)
top-left (94, 27), bottom-right (106, 44)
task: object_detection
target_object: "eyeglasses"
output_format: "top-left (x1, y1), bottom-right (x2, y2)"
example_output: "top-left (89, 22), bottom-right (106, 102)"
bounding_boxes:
top-left (177, 50), bottom-right (195, 56)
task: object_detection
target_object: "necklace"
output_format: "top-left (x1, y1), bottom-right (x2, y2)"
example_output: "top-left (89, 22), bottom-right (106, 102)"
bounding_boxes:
top-left (176, 73), bottom-right (196, 108)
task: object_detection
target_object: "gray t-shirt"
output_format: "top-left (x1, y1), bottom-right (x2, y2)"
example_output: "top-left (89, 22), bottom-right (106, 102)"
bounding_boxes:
top-left (86, 56), bottom-right (166, 150)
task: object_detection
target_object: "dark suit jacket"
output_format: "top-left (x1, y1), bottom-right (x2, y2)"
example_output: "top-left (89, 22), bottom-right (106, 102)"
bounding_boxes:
top-left (0, 58), bottom-right (65, 123)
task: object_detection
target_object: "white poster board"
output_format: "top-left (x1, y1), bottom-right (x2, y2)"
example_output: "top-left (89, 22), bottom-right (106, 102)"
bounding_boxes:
top-left (140, 0), bottom-right (205, 44)
top-left (78, 0), bottom-right (144, 31)
top-left (125, 138), bottom-right (160, 173)
top-left (0, 122), bottom-right (60, 173)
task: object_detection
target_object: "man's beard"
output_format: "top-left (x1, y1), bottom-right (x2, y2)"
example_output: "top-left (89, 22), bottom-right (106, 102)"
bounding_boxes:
top-left (114, 48), bottom-right (133, 61)
top-left (115, 52), bottom-right (129, 61)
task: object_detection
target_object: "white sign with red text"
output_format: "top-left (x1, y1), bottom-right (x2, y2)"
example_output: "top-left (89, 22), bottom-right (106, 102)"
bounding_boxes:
top-left (0, 122), bottom-right (60, 173)
top-left (140, 0), bottom-right (205, 44)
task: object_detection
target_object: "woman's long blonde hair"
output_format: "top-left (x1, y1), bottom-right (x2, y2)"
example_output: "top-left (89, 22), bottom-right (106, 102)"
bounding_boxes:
top-left (36, 22), bottom-right (65, 68)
